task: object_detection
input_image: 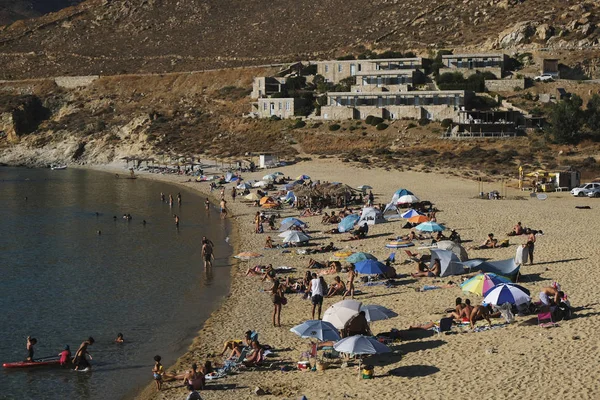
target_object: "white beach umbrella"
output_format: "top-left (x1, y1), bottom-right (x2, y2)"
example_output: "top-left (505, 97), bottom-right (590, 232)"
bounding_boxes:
top-left (483, 283), bottom-right (531, 307)
top-left (323, 299), bottom-right (362, 329)
top-left (360, 304), bottom-right (398, 322)
top-left (263, 174), bottom-right (276, 181)
top-left (237, 182), bottom-right (251, 189)
top-left (290, 320), bottom-right (341, 342)
top-left (398, 194), bottom-right (420, 204)
top-left (333, 335), bottom-right (391, 355)
top-left (282, 231), bottom-right (310, 243)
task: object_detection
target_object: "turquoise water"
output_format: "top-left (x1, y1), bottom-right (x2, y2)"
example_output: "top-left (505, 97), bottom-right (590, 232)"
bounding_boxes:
top-left (0, 167), bottom-right (231, 399)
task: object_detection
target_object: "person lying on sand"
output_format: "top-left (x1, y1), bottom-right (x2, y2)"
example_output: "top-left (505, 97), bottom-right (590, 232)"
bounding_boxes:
top-left (471, 233), bottom-right (498, 250)
top-left (261, 265), bottom-right (276, 282)
top-left (411, 259), bottom-right (441, 278)
top-left (308, 258), bottom-right (325, 269)
top-left (327, 276), bottom-right (346, 297)
top-left (245, 265), bottom-right (265, 276)
top-left (324, 227), bottom-right (341, 234)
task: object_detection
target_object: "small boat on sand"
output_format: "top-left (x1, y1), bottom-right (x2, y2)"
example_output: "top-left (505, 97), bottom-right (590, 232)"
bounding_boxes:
top-left (50, 164), bottom-right (67, 170)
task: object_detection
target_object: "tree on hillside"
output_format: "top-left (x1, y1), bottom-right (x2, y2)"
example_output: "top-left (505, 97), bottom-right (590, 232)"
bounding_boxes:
top-left (547, 95), bottom-right (584, 144)
top-left (585, 93), bottom-right (600, 140)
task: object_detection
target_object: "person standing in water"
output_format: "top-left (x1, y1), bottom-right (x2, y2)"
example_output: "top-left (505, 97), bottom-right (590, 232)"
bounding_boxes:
top-left (73, 337), bottom-right (94, 371)
top-left (202, 239), bottom-right (214, 268)
top-left (160, 192), bottom-right (165, 202)
top-left (169, 194), bottom-right (173, 207)
top-left (26, 336), bottom-right (37, 361)
top-left (174, 215), bottom-right (180, 228)
top-left (177, 192), bottom-right (182, 206)
top-left (204, 198), bottom-right (210, 210)
top-left (220, 199), bottom-right (228, 219)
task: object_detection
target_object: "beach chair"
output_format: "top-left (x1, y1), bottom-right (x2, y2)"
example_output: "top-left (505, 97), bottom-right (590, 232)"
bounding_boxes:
top-left (385, 252), bottom-right (396, 263)
top-left (537, 311), bottom-right (556, 328)
top-left (434, 317), bottom-right (454, 336)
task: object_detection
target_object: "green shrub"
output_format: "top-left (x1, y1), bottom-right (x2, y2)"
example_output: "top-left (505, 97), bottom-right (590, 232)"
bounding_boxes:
top-left (376, 123), bottom-right (388, 130)
top-left (311, 122), bottom-right (323, 129)
top-left (418, 118), bottom-right (430, 126)
top-left (329, 124), bottom-right (341, 131)
top-left (370, 117), bottom-right (384, 126)
top-left (349, 125), bottom-right (357, 131)
top-left (440, 118), bottom-right (453, 128)
top-left (365, 115), bottom-right (375, 125)
top-left (270, 115), bottom-right (281, 121)
top-left (407, 123), bottom-right (417, 129)
top-left (291, 119), bottom-right (306, 129)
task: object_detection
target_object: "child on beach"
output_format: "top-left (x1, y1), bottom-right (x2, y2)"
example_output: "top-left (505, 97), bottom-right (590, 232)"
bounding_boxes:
top-left (58, 345), bottom-right (71, 366)
top-left (152, 355), bottom-right (164, 391)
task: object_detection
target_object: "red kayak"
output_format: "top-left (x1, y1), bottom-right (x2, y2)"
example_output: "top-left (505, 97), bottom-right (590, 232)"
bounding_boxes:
top-left (3, 358), bottom-right (61, 369)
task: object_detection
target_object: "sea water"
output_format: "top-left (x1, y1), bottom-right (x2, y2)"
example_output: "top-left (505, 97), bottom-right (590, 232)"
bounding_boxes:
top-left (0, 167), bottom-right (231, 399)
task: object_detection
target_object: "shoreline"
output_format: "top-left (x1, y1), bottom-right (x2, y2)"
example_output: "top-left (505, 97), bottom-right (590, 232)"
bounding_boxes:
top-left (74, 163), bottom-right (244, 400)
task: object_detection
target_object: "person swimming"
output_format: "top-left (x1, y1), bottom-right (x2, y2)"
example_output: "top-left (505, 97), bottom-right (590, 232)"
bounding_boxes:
top-left (115, 333), bottom-right (124, 343)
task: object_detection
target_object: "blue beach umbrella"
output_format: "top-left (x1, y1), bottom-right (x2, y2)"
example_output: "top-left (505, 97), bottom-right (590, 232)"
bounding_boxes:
top-left (346, 252), bottom-right (377, 264)
top-left (338, 214), bottom-right (360, 233)
top-left (483, 283), bottom-right (531, 306)
top-left (354, 260), bottom-right (388, 275)
top-left (415, 221), bottom-right (446, 232)
top-left (400, 209), bottom-right (423, 219)
top-left (290, 320), bottom-right (341, 342)
top-left (394, 189), bottom-right (414, 197)
top-left (280, 217), bottom-right (306, 227)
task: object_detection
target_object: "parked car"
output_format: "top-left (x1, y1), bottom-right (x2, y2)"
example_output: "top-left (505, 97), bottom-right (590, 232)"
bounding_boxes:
top-left (587, 187), bottom-right (600, 198)
top-left (571, 183), bottom-right (600, 197)
top-left (534, 74), bottom-right (554, 82)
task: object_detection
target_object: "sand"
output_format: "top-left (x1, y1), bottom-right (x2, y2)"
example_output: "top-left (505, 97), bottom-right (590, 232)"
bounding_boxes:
top-left (90, 159), bottom-right (600, 400)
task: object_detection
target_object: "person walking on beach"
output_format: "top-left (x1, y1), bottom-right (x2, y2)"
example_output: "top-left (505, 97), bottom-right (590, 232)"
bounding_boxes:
top-left (310, 273), bottom-right (325, 320)
top-left (526, 230), bottom-right (536, 265)
top-left (220, 187), bottom-right (225, 201)
top-left (231, 187), bottom-right (237, 202)
top-left (177, 192), bottom-right (182, 206)
top-left (205, 198), bottom-right (210, 210)
top-left (220, 199), bottom-right (228, 219)
top-left (343, 265), bottom-right (356, 299)
top-left (368, 190), bottom-right (374, 207)
top-left (202, 239), bottom-right (214, 268)
top-left (73, 337), bottom-right (94, 371)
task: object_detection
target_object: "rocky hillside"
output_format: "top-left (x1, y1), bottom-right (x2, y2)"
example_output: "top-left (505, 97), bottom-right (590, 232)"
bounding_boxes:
top-left (0, 0), bottom-right (599, 79)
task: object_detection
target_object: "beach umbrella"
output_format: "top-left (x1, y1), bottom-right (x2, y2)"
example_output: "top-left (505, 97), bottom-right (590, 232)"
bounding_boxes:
top-left (408, 215), bottom-right (429, 224)
top-left (290, 320), bottom-right (341, 342)
top-left (279, 221), bottom-right (304, 232)
top-left (273, 171), bottom-right (285, 176)
top-left (323, 299), bottom-right (362, 329)
top-left (338, 214), bottom-right (360, 233)
top-left (460, 273), bottom-right (512, 296)
top-left (234, 252), bottom-right (263, 261)
top-left (229, 176), bottom-right (240, 182)
top-left (400, 209), bottom-right (423, 219)
top-left (282, 231), bottom-right (311, 243)
top-left (354, 260), bottom-right (388, 275)
top-left (398, 194), bottom-right (419, 204)
top-left (360, 304), bottom-right (398, 322)
top-left (253, 180), bottom-right (269, 188)
top-left (330, 250), bottom-right (353, 262)
top-left (483, 283), bottom-right (531, 306)
top-left (244, 193), bottom-right (261, 201)
top-left (281, 217), bottom-right (306, 226)
top-left (334, 335), bottom-right (391, 355)
top-left (416, 221), bottom-right (446, 232)
top-left (263, 174), bottom-right (276, 181)
top-left (237, 182), bottom-right (251, 189)
top-left (297, 174), bottom-right (310, 180)
top-left (357, 185), bottom-right (373, 191)
top-left (259, 196), bottom-right (275, 205)
top-left (346, 252), bottom-right (377, 264)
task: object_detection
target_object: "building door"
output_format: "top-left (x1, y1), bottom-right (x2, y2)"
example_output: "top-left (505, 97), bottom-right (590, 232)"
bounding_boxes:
top-left (270, 103), bottom-right (275, 116)
top-left (350, 64), bottom-right (356, 76)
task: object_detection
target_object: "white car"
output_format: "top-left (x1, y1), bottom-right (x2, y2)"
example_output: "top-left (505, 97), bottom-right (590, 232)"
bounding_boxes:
top-left (534, 74), bottom-right (554, 82)
top-left (571, 183), bottom-right (600, 197)
top-left (587, 187), bottom-right (600, 198)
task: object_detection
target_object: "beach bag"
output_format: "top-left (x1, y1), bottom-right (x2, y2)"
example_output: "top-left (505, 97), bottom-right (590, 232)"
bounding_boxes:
top-left (553, 302), bottom-right (572, 321)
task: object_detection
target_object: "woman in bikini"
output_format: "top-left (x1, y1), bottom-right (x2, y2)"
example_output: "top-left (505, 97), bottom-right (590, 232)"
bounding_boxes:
top-left (327, 276), bottom-right (346, 297)
top-left (342, 265), bottom-right (356, 299)
top-left (270, 279), bottom-right (283, 327)
top-left (182, 363), bottom-right (204, 390)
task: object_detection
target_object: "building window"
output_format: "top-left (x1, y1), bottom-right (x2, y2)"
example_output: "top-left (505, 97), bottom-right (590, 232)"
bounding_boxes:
top-left (278, 102), bottom-right (282, 110)
top-left (286, 102), bottom-right (290, 111)
top-left (263, 102), bottom-right (267, 111)
top-left (338, 64), bottom-right (342, 72)
top-left (358, 64), bottom-right (362, 72)
top-left (325, 65), bottom-right (329, 73)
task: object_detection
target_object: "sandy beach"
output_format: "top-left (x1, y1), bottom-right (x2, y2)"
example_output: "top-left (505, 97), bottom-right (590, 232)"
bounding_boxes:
top-left (93, 158), bottom-right (600, 400)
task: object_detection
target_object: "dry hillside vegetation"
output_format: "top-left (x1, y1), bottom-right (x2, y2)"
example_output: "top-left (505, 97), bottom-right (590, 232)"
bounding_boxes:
top-left (1, 0), bottom-right (600, 79)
